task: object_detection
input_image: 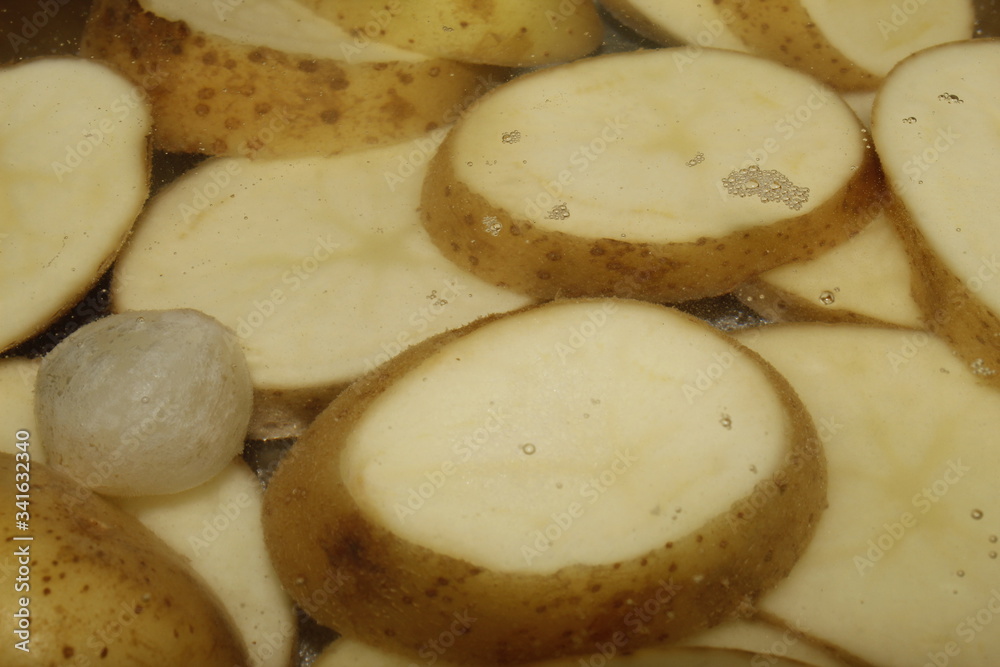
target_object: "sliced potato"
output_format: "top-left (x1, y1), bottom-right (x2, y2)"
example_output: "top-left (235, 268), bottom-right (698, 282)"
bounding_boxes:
top-left (80, 0), bottom-right (503, 158)
top-left (737, 323), bottom-right (1000, 666)
top-left (0, 453), bottom-right (249, 666)
top-left (600, 0), bottom-right (749, 51)
top-left (314, 636), bottom-right (822, 666)
top-left (871, 38), bottom-right (1000, 386)
top-left (263, 299), bottom-right (825, 664)
top-left (0, 358), bottom-right (42, 463)
top-left (678, 618), bottom-right (848, 667)
top-left (0, 57), bottom-right (150, 353)
top-left (115, 461), bottom-right (297, 667)
top-left (112, 134), bottom-right (532, 439)
top-left (717, 0), bottom-right (974, 90)
top-left (421, 47), bottom-right (880, 303)
top-left (294, 0), bottom-right (603, 68)
top-left (736, 205), bottom-right (924, 328)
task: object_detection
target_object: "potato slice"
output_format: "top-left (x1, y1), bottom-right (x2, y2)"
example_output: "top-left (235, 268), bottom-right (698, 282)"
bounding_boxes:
top-left (600, 0), bottom-right (749, 51)
top-left (115, 461), bottom-right (296, 667)
top-left (112, 134), bottom-right (532, 439)
top-left (313, 636), bottom-right (822, 666)
top-left (80, 0), bottom-right (503, 159)
top-left (294, 0), bottom-right (603, 68)
top-left (871, 38), bottom-right (1000, 386)
top-left (0, 358), bottom-right (42, 462)
top-left (0, 57), bottom-right (150, 353)
top-left (263, 298), bottom-right (825, 664)
top-left (737, 323), bottom-right (1000, 666)
top-left (716, 0), bottom-right (974, 90)
top-left (0, 453), bottom-right (248, 665)
top-left (736, 205), bottom-right (924, 328)
top-left (421, 47), bottom-right (880, 303)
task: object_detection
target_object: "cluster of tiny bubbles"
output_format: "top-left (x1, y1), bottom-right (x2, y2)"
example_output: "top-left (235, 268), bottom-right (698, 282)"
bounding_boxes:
top-left (481, 215), bottom-right (502, 236)
top-left (721, 165), bottom-right (810, 211)
top-left (501, 130), bottom-right (521, 144)
top-left (686, 152), bottom-right (705, 167)
top-left (903, 117), bottom-right (917, 124)
top-left (546, 203), bottom-right (571, 220)
top-left (938, 92), bottom-right (964, 104)
top-left (970, 358), bottom-right (997, 377)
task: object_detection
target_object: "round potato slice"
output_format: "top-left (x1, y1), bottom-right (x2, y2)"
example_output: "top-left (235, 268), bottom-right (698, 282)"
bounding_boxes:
top-left (294, 0), bottom-right (604, 68)
top-left (716, 0), bottom-right (974, 90)
top-left (0, 57), bottom-right (150, 353)
top-left (736, 204), bottom-right (924, 328)
top-left (112, 134), bottom-right (532, 439)
top-left (871, 38), bottom-right (1000, 386)
top-left (421, 47), bottom-right (880, 304)
top-left (80, 0), bottom-right (503, 158)
top-left (737, 323), bottom-right (1000, 667)
top-left (263, 299), bottom-right (826, 664)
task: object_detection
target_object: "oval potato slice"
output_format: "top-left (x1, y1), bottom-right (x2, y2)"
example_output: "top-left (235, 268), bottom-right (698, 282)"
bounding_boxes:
top-left (294, 0), bottom-right (604, 68)
top-left (112, 134), bottom-right (532, 439)
top-left (80, 0), bottom-right (503, 158)
top-left (738, 323), bottom-right (1000, 667)
top-left (600, 0), bottom-right (749, 51)
top-left (871, 38), bottom-right (1000, 386)
top-left (716, 0), bottom-right (974, 90)
top-left (421, 47), bottom-right (880, 303)
top-left (0, 57), bottom-right (150, 353)
top-left (263, 299), bottom-right (826, 664)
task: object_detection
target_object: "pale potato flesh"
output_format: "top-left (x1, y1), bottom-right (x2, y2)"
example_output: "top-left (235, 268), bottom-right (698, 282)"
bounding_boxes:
top-left (115, 461), bottom-right (297, 667)
top-left (344, 300), bottom-right (789, 574)
top-left (737, 208), bottom-right (924, 328)
top-left (600, 0), bottom-right (749, 51)
top-left (0, 358), bottom-right (42, 463)
top-left (0, 57), bottom-right (150, 352)
top-left (738, 323), bottom-right (1000, 666)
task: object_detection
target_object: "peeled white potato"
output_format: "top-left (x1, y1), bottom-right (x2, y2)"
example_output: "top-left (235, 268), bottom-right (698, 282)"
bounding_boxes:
top-left (81, 0), bottom-right (501, 158)
top-left (112, 133), bottom-right (532, 439)
top-left (0, 357), bottom-right (42, 463)
top-left (421, 47), bottom-right (880, 303)
top-left (736, 207), bottom-right (924, 328)
top-left (872, 38), bottom-right (1000, 387)
top-left (0, 57), bottom-right (150, 352)
top-left (717, 0), bottom-right (974, 89)
top-left (34, 309), bottom-right (253, 496)
top-left (264, 299), bottom-right (826, 664)
top-left (115, 460), bottom-right (296, 667)
top-left (738, 323), bottom-right (1000, 666)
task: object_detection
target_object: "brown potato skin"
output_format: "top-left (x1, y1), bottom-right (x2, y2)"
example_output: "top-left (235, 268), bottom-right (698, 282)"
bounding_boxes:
top-left (262, 299), bottom-right (827, 665)
top-left (0, 453), bottom-right (248, 666)
top-left (296, 0), bottom-right (604, 68)
top-left (420, 130), bottom-right (883, 304)
top-left (716, 0), bottom-right (878, 91)
top-left (889, 197), bottom-right (1000, 390)
top-left (79, 0), bottom-right (506, 158)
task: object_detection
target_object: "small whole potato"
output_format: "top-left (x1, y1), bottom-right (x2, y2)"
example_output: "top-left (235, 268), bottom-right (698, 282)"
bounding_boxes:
top-left (35, 309), bottom-right (253, 496)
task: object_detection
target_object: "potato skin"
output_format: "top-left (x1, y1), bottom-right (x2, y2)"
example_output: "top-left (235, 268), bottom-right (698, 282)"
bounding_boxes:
top-left (262, 300), bottom-right (827, 665)
top-left (80, 0), bottom-right (506, 158)
top-left (0, 453), bottom-right (248, 666)
top-left (420, 130), bottom-right (883, 303)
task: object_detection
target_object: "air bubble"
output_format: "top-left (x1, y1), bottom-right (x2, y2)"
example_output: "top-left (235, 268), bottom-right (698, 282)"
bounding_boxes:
top-left (990, 551), bottom-right (998, 560)
top-left (819, 291), bottom-right (836, 306)
top-left (686, 152), bottom-right (705, 167)
top-left (972, 509), bottom-right (984, 520)
top-left (140, 396), bottom-right (150, 404)
top-left (481, 216), bottom-right (502, 236)
top-left (501, 130), bottom-right (521, 144)
top-left (720, 414), bottom-right (732, 429)
top-left (903, 117), bottom-right (917, 124)
top-left (546, 203), bottom-right (571, 220)
top-left (971, 359), bottom-right (997, 377)
top-left (521, 443), bottom-right (536, 455)
top-left (990, 535), bottom-right (999, 543)
top-left (957, 570), bottom-right (966, 578)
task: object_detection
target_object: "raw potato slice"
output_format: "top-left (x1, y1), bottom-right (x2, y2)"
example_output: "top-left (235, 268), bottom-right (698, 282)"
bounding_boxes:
top-left (421, 47), bottom-right (880, 304)
top-left (295, 0), bottom-right (603, 68)
top-left (0, 57), bottom-right (150, 353)
top-left (600, 0), bottom-right (749, 51)
top-left (115, 461), bottom-right (296, 667)
top-left (0, 358), bottom-right (44, 463)
top-left (736, 206), bottom-right (924, 328)
top-left (313, 637), bottom-right (821, 666)
top-left (80, 0), bottom-right (502, 159)
top-left (737, 323), bottom-right (1000, 667)
top-left (872, 38), bottom-right (1000, 388)
top-left (678, 618), bottom-right (848, 667)
top-left (112, 134), bottom-right (532, 439)
top-left (716, 0), bottom-right (974, 90)
top-left (263, 299), bottom-right (826, 664)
